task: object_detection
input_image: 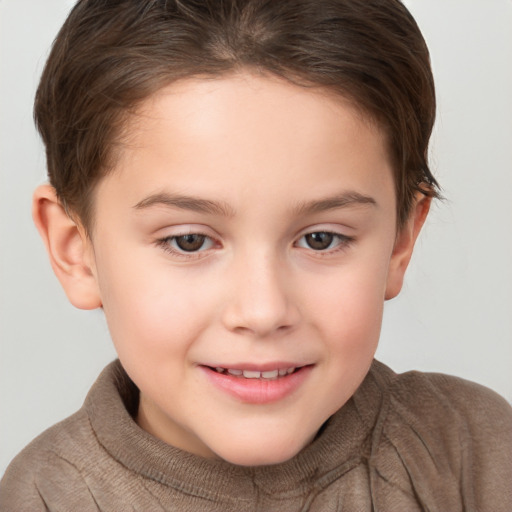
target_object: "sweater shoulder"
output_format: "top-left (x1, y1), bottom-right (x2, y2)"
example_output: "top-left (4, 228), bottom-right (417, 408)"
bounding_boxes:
top-left (387, 368), bottom-right (512, 430)
top-left (372, 363), bottom-right (512, 510)
top-left (4, 406), bottom-right (95, 469)
top-left (0, 408), bottom-right (101, 511)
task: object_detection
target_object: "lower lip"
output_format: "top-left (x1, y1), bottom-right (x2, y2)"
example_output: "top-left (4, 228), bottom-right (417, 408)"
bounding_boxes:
top-left (201, 366), bottom-right (313, 404)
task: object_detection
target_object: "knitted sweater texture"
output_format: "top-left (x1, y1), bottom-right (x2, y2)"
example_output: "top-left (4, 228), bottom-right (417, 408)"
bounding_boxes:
top-left (1, 359), bottom-right (511, 511)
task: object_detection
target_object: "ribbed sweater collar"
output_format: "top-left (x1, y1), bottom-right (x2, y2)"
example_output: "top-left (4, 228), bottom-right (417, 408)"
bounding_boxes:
top-left (85, 359), bottom-right (393, 503)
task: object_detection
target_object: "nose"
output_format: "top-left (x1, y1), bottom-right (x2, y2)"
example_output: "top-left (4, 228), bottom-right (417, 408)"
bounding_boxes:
top-left (221, 251), bottom-right (300, 338)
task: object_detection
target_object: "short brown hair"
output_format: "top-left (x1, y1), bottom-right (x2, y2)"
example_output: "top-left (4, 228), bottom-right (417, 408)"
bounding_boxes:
top-left (35, 0), bottom-right (439, 231)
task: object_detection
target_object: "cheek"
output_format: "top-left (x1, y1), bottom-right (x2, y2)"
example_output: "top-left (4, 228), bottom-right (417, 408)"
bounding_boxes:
top-left (303, 259), bottom-right (388, 348)
top-left (95, 251), bottom-right (207, 356)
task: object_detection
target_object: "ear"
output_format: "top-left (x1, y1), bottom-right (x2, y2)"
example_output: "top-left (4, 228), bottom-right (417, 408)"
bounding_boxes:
top-left (32, 184), bottom-right (102, 310)
top-left (385, 193), bottom-right (431, 300)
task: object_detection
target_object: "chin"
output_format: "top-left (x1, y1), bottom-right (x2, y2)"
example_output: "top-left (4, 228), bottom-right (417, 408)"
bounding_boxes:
top-left (213, 434), bottom-right (310, 467)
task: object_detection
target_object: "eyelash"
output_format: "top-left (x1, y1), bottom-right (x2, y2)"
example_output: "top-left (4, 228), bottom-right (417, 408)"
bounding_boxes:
top-left (295, 232), bottom-right (354, 254)
top-left (156, 231), bottom-right (354, 259)
top-left (156, 233), bottom-right (216, 260)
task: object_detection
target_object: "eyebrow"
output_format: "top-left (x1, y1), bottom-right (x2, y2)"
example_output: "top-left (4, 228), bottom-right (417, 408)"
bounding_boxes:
top-left (133, 192), bottom-right (235, 217)
top-left (292, 191), bottom-right (377, 216)
top-left (133, 190), bottom-right (377, 217)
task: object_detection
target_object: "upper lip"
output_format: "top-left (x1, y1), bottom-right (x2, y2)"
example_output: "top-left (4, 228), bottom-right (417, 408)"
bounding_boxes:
top-left (201, 362), bottom-right (309, 372)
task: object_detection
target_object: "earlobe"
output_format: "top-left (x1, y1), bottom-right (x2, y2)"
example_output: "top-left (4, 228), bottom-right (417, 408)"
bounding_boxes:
top-left (32, 184), bottom-right (102, 310)
top-left (385, 194), bottom-right (431, 300)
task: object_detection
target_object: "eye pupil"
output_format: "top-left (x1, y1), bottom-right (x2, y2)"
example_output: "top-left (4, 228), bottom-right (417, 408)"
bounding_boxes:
top-left (176, 234), bottom-right (206, 252)
top-left (306, 232), bottom-right (334, 250)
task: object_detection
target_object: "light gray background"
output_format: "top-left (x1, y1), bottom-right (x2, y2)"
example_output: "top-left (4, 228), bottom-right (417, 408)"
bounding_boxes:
top-left (1, 0), bottom-right (511, 476)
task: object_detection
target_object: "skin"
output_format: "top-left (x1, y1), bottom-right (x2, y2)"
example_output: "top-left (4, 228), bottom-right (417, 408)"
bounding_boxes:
top-left (33, 72), bottom-right (429, 466)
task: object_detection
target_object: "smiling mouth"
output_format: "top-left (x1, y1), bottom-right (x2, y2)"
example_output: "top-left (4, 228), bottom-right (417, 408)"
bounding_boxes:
top-left (207, 366), bottom-right (302, 380)
top-left (202, 365), bottom-right (313, 403)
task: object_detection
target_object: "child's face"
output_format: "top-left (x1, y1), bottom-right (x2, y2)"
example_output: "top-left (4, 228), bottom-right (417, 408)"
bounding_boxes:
top-left (80, 73), bottom-right (418, 465)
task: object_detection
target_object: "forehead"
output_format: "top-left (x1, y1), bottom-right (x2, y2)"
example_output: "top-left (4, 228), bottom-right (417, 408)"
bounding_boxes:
top-left (100, 72), bottom-right (395, 218)
top-left (128, 73), bottom-right (381, 154)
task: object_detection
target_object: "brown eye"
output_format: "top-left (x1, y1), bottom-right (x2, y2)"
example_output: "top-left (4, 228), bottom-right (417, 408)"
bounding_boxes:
top-left (158, 232), bottom-right (216, 257)
top-left (175, 234), bottom-right (208, 252)
top-left (304, 232), bottom-right (335, 250)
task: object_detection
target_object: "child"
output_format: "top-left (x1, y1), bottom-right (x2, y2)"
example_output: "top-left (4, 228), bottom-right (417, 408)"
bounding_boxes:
top-left (1, 0), bottom-right (511, 510)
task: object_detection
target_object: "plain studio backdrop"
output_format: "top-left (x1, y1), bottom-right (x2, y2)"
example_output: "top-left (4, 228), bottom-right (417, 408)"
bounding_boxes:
top-left (1, 1), bottom-right (511, 476)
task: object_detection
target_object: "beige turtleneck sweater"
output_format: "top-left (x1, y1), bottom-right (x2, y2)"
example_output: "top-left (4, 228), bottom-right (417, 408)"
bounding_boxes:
top-left (1, 359), bottom-right (511, 511)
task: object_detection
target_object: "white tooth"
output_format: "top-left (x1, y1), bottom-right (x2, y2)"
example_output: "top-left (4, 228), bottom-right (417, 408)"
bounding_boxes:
top-left (227, 369), bottom-right (243, 376)
top-left (287, 367), bottom-right (296, 374)
top-left (215, 367), bottom-right (225, 373)
top-left (243, 370), bottom-right (261, 379)
top-left (278, 369), bottom-right (288, 376)
top-left (262, 370), bottom-right (279, 379)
